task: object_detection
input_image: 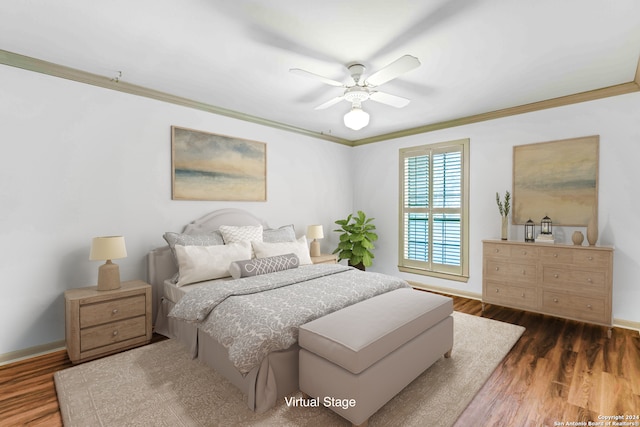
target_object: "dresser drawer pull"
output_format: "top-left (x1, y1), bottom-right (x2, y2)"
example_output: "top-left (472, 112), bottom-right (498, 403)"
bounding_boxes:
top-left (495, 288), bottom-right (500, 293)
top-left (553, 253), bottom-right (558, 257)
top-left (587, 277), bottom-right (593, 283)
top-left (112, 330), bottom-right (119, 336)
top-left (587, 256), bottom-right (593, 261)
top-left (553, 298), bottom-right (559, 303)
top-left (495, 267), bottom-right (499, 271)
top-left (522, 251), bottom-right (527, 255)
top-left (586, 304), bottom-right (593, 309)
top-left (521, 292), bottom-right (525, 297)
top-left (554, 274), bottom-right (559, 278)
top-left (495, 249), bottom-right (500, 253)
top-left (112, 309), bottom-right (119, 315)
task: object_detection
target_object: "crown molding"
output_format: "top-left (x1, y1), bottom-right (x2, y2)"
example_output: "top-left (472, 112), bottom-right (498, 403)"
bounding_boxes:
top-left (0, 50), bottom-right (352, 146)
top-left (2, 50), bottom-right (639, 148)
top-left (352, 70), bottom-right (640, 146)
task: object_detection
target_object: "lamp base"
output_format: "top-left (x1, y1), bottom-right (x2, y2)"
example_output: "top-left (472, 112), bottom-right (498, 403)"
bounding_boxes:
top-left (97, 260), bottom-right (121, 291)
top-left (310, 240), bottom-right (321, 257)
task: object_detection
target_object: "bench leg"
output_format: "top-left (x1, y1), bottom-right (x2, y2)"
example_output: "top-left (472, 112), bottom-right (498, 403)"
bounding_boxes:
top-left (353, 419), bottom-right (369, 427)
top-left (444, 349), bottom-right (452, 358)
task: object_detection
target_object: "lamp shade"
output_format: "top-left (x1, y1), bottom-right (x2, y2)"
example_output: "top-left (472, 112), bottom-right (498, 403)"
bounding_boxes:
top-left (306, 225), bottom-right (324, 240)
top-left (90, 236), bottom-right (127, 261)
top-left (343, 106), bottom-right (370, 130)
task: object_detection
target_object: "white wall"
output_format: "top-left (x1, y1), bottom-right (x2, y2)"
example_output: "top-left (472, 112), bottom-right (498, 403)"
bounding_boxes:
top-left (352, 91), bottom-right (640, 325)
top-left (0, 64), bottom-right (353, 355)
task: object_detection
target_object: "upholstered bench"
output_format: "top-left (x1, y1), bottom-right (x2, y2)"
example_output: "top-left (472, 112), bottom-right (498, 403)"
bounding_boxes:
top-left (298, 288), bottom-right (454, 427)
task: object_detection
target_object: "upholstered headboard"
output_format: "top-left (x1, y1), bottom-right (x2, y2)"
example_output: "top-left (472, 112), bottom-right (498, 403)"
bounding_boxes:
top-left (147, 208), bottom-right (269, 321)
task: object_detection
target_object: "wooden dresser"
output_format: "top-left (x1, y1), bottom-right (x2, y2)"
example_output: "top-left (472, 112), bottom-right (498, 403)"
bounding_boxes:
top-left (482, 240), bottom-right (614, 336)
top-left (65, 280), bottom-right (152, 363)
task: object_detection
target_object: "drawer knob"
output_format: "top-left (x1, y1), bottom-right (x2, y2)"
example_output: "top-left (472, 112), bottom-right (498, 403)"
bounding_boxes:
top-left (112, 309), bottom-right (119, 315)
top-left (588, 256), bottom-right (593, 261)
top-left (521, 292), bottom-right (525, 297)
top-left (495, 267), bottom-right (499, 271)
top-left (553, 253), bottom-right (558, 257)
top-left (522, 269), bottom-right (526, 275)
top-left (587, 304), bottom-right (592, 309)
top-left (554, 274), bottom-right (559, 278)
top-left (553, 298), bottom-right (559, 303)
top-left (522, 251), bottom-right (527, 255)
top-left (495, 249), bottom-right (500, 253)
top-left (112, 330), bottom-right (119, 336)
top-left (587, 277), bottom-right (593, 283)
top-left (495, 289), bottom-right (500, 293)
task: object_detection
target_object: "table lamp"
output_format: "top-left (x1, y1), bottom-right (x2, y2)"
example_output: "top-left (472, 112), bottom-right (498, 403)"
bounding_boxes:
top-left (90, 236), bottom-right (127, 291)
top-left (306, 225), bottom-right (324, 257)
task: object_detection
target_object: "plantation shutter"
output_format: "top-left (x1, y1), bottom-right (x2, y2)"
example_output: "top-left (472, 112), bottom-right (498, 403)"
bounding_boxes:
top-left (399, 139), bottom-right (469, 279)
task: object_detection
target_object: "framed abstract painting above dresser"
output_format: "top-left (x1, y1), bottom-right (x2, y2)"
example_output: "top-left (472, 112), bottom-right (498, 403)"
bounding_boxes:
top-left (482, 240), bottom-right (613, 337)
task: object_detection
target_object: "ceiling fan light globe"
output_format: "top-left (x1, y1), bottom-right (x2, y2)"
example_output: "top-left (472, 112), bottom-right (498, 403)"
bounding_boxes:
top-left (344, 106), bottom-right (370, 130)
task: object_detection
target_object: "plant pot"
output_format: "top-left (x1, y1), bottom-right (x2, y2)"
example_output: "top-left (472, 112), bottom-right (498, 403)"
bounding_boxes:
top-left (349, 261), bottom-right (366, 271)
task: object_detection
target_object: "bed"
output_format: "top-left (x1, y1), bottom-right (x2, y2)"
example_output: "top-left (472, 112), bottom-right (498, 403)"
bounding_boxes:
top-left (147, 209), bottom-right (411, 412)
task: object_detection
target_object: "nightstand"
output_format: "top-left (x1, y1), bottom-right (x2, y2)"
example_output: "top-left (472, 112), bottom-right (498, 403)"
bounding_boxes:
top-left (64, 280), bottom-right (152, 364)
top-left (311, 254), bottom-right (338, 264)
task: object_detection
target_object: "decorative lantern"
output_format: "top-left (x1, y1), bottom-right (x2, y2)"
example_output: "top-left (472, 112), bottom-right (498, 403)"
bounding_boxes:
top-left (541, 216), bottom-right (552, 235)
top-left (525, 219), bottom-right (535, 242)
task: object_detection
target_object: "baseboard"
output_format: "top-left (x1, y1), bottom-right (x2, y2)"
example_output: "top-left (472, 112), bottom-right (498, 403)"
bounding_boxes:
top-left (407, 281), bottom-right (482, 301)
top-left (0, 340), bottom-right (66, 366)
top-left (613, 318), bottom-right (640, 334)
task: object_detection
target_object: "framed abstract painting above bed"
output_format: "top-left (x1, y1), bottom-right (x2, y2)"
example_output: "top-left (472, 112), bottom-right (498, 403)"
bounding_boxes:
top-left (171, 126), bottom-right (267, 201)
top-left (512, 135), bottom-right (599, 226)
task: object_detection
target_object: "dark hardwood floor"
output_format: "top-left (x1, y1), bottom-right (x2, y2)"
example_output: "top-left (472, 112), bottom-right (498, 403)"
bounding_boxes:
top-left (1, 295), bottom-right (638, 426)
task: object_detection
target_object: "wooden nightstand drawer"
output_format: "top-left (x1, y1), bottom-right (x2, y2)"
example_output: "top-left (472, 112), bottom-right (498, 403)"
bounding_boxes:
top-left (311, 254), bottom-right (337, 264)
top-left (80, 294), bottom-right (146, 328)
top-left (80, 315), bottom-right (147, 352)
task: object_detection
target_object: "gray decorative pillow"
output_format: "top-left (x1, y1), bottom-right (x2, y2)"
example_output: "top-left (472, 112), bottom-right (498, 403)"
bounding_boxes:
top-left (263, 224), bottom-right (296, 243)
top-left (229, 253), bottom-right (300, 279)
top-left (163, 231), bottom-right (225, 263)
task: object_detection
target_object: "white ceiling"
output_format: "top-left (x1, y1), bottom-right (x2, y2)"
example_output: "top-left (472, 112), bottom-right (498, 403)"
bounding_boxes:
top-left (2, 0), bottom-right (640, 143)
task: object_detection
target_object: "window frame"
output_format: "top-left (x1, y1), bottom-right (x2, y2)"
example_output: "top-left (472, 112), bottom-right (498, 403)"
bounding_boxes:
top-left (398, 138), bottom-right (470, 282)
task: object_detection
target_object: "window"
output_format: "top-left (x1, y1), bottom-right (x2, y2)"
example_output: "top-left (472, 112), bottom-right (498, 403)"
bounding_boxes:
top-left (399, 139), bottom-right (469, 281)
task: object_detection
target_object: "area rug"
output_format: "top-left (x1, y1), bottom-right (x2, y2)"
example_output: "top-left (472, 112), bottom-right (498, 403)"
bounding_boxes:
top-left (54, 312), bottom-right (524, 426)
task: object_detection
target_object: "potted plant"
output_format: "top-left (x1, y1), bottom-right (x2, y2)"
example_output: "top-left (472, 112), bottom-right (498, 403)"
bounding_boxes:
top-left (332, 211), bottom-right (378, 270)
top-left (496, 190), bottom-right (511, 240)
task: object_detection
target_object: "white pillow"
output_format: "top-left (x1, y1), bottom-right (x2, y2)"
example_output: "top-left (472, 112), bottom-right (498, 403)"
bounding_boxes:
top-left (219, 225), bottom-right (264, 244)
top-left (174, 241), bottom-right (252, 286)
top-left (251, 236), bottom-right (312, 265)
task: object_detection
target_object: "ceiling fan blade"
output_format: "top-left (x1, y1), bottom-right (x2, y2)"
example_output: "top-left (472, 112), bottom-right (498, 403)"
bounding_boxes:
top-left (365, 55), bottom-right (421, 87)
top-left (314, 95), bottom-right (344, 110)
top-left (290, 68), bottom-right (345, 87)
top-left (369, 91), bottom-right (411, 108)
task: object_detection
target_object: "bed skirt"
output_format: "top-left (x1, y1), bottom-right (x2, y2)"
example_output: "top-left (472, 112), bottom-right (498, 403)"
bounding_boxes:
top-left (155, 298), bottom-right (300, 412)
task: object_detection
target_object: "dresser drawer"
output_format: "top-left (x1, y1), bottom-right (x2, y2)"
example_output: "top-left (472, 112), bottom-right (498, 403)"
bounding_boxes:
top-left (483, 242), bottom-right (512, 258)
top-left (541, 291), bottom-right (607, 323)
top-left (80, 315), bottom-right (147, 352)
top-left (542, 267), bottom-right (606, 294)
top-left (571, 249), bottom-right (611, 268)
top-left (485, 260), bottom-right (537, 284)
top-left (79, 294), bottom-right (146, 328)
top-left (539, 247), bottom-right (573, 264)
top-left (484, 281), bottom-right (537, 310)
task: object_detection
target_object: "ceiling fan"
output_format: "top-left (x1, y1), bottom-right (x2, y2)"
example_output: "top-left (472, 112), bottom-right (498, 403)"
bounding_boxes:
top-left (290, 55), bottom-right (421, 130)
